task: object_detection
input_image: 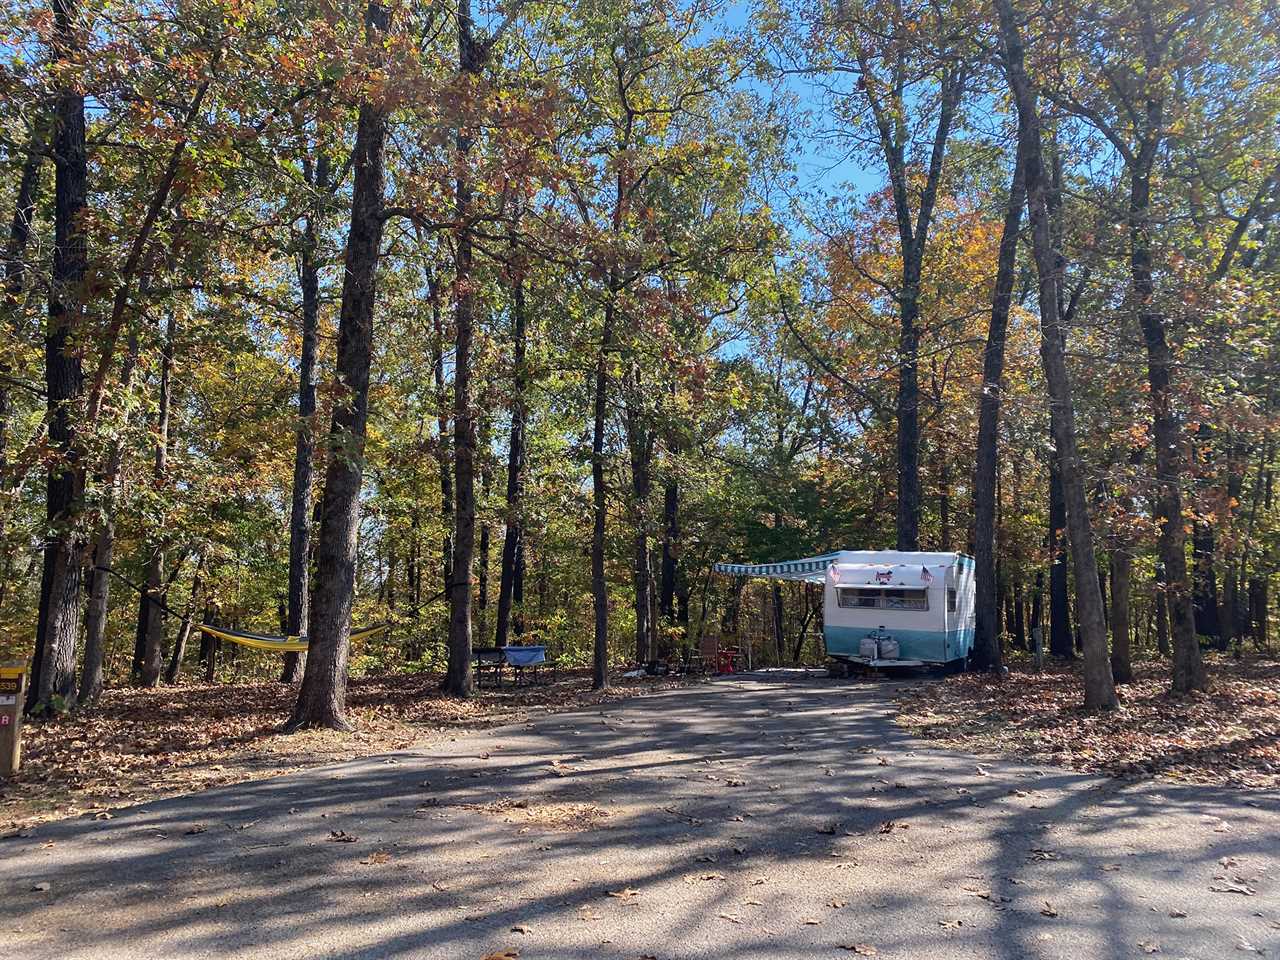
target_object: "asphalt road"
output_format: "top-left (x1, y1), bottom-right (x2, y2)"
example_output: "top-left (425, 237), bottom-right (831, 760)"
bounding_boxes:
top-left (3, 672), bottom-right (1278, 959)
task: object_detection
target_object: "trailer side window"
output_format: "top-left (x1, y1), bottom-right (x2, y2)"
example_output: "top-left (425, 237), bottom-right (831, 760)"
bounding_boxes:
top-left (837, 588), bottom-right (873, 608)
top-left (947, 588), bottom-right (957, 613)
top-left (838, 587), bottom-right (927, 611)
top-left (883, 589), bottom-right (928, 611)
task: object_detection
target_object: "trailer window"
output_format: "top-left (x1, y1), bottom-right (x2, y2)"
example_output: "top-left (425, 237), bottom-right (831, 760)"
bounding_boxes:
top-left (883, 589), bottom-right (928, 610)
top-left (947, 589), bottom-right (957, 613)
top-left (837, 587), bottom-right (928, 611)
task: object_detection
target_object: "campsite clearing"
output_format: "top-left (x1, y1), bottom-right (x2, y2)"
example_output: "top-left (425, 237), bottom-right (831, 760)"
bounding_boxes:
top-left (3, 673), bottom-right (1276, 959)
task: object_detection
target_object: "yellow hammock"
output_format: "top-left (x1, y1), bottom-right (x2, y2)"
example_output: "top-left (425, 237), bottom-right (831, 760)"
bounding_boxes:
top-left (195, 623), bottom-right (389, 654)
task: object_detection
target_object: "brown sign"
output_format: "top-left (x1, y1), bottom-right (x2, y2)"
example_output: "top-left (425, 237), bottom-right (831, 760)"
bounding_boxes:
top-left (0, 678), bottom-right (19, 695)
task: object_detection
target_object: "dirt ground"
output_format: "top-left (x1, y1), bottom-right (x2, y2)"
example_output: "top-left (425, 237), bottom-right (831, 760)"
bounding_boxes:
top-left (0, 670), bottom-right (691, 832)
top-left (895, 655), bottom-right (1280, 788)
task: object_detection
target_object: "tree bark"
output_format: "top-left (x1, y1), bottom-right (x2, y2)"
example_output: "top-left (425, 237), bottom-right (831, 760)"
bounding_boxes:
top-left (1126, 3), bottom-right (1205, 695)
top-left (287, 0), bottom-right (390, 731)
top-left (443, 0), bottom-right (483, 697)
top-left (165, 557), bottom-right (203, 683)
top-left (1192, 519), bottom-right (1221, 644)
top-left (79, 323), bottom-right (142, 705)
top-left (625, 368), bottom-right (655, 664)
top-left (134, 312), bottom-right (176, 688)
top-left (858, 52), bottom-right (964, 553)
top-left (30, 0), bottom-right (88, 714)
top-left (495, 227), bottom-right (528, 649)
top-left (1110, 551), bottom-right (1133, 683)
top-left (282, 152), bottom-right (328, 684)
top-left (996, 0), bottom-right (1116, 708)
top-left (660, 475), bottom-right (679, 624)
top-left (591, 290), bottom-right (614, 689)
top-left (972, 135), bottom-right (1027, 671)
top-left (428, 270), bottom-right (453, 599)
top-left (1155, 564), bottom-right (1171, 656)
top-left (476, 417), bottom-right (492, 644)
top-left (1047, 452), bottom-right (1072, 658)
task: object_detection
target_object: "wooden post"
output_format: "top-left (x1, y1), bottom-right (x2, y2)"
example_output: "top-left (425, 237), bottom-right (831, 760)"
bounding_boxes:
top-left (1031, 626), bottom-right (1044, 673)
top-left (0, 662), bottom-right (28, 777)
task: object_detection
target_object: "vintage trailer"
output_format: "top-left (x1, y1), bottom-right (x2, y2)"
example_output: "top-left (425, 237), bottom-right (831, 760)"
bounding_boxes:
top-left (714, 550), bottom-right (976, 668)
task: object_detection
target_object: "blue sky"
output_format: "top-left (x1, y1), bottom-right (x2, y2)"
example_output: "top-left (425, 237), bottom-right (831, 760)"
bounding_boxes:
top-left (717, 0), bottom-right (885, 204)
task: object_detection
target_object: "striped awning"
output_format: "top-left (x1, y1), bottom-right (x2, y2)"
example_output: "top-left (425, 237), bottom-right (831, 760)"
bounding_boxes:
top-left (713, 553), bottom-right (842, 583)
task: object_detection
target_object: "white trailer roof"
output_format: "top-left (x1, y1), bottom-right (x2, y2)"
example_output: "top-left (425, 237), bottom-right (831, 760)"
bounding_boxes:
top-left (713, 550), bottom-right (970, 584)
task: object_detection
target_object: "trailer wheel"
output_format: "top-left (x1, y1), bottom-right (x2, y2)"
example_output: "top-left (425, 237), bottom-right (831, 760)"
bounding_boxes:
top-left (826, 659), bottom-right (848, 679)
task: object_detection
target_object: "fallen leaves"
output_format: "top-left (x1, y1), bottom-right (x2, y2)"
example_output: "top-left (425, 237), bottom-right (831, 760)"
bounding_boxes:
top-left (1040, 902), bottom-right (1059, 918)
top-left (1209, 882), bottom-right (1256, 895)
top-left (327, 830), bottom-right (358, 843)
top-left (895, 658), bottom-right (1280, 788)
top-left (3, 671), bottom-right (692, 832)
top-left (839, 944), bottom-right (878, 955)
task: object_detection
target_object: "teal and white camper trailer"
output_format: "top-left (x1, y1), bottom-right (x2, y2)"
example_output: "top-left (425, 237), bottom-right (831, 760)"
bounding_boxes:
top-left (714, 550), bottom-right (976, 668)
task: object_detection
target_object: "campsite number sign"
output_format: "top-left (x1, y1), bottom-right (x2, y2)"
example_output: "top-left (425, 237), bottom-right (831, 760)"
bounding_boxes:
top-left (0, 664), bottom-right (25, 775)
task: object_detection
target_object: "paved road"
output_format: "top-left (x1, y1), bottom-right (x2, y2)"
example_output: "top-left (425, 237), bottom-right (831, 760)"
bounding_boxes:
top-left (3, 673), bottom-right (1278, 959)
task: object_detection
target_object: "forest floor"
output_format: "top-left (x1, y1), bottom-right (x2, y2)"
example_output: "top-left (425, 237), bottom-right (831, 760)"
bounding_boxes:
top-left (0, 670), bottom-right (692, 832)
top-left (895, 654), bottom-right (1280, 788)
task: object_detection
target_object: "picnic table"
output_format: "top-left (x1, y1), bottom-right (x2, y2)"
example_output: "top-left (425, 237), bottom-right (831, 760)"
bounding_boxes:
top-left (472, 645), bottom-right (557, 687)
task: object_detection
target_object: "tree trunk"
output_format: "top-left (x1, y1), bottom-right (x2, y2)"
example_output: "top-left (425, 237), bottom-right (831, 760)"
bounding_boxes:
top-left (996, 0), bottom-right (1116, 708)
top-left (1248, 573), bottom-right (1269, 650)
top-left (1155, 568), bottom-right (1171, 656)
top-left (1110, 551), bottom-right (1133, 683)
top-left (660, 474), bottom-right (678, 622)
top-left (427, 277), bottom-right (453, 607)
top-left (495, 232), bottom-right (527, 649)
top-left (1125, 13), bottom-right (1205, 695)
top-left (282, 152), bottom-right (328, 684)
top-left (1013, 582), bottom-right (1026, 649)
top-left (165, 558), bottom-right (203, 684)
top-left (476, 417), bottom-right (492, 644)
top-left (287, 0), bottom-right (389, 731)
top-left (895, 289), bottom-right (921, 552)
top-left (1192, 520), bottom-right (1222, 645)
top-left (972, 138), bottom-right (1027, 670)
top-left (443, 1), bottom-right (483, 697)
top-left (591, 294), bottom-right (615, 689)
top-left (30, 0), bottom-right (88, 714)
top-left (771, 584), bottom-right (785, 664)
top-left (201, 606), bottom-right (219, 683)
top-left (134, 312), bottom-right (176, 688)
top-left (861, 63), bottom-right (962, 553)
top-left (1047, 453), bottom-right (1072, 658)
top-left (80, 326), bottom-right (143, 706)
top-left (1132, 206), bottom-right (1205, 691)
top-left (79, 519), bottom-right (113, 705)
top-left (625, 368), bottom-right (654, 665)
